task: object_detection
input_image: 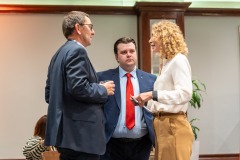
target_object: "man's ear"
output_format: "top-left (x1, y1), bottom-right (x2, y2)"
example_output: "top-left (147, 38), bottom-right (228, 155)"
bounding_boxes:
top-left (75, 23), bottom-right (81, 35)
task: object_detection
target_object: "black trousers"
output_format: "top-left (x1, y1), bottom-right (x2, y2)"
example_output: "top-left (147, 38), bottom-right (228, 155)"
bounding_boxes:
top-left (57, 147), bottom-right (100, 160)
top-left (101, 134), bottom-right (152, 160)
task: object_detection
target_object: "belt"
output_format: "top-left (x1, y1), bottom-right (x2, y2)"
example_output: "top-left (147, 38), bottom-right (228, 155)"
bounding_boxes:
top-left (111, 135), bottom-right (147, 143)
top-left (153, 111), bottom-right (185, 117)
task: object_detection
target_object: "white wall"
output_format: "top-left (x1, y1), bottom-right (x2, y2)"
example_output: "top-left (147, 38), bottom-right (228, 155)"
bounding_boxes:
top-left (0, 13), bottom-right (64, 158)
top-left (0, 13), bottom-right (239, 158)
top-left (0, 13), bottom-right (137, 158)
top-left (185, 16), bottom-right (240, 154)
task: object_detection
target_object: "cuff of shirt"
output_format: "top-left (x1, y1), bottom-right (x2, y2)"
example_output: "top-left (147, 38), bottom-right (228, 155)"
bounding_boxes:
top-left (152, 91), bottom-right (158, 101)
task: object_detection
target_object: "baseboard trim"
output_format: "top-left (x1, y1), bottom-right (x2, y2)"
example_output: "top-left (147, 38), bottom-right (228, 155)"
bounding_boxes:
top-left (148, 153), bottom-right (239, 160)
top-left (199, 153), bottom-right (239, 160)
top-left (1, 153), bottom-right (239, 160)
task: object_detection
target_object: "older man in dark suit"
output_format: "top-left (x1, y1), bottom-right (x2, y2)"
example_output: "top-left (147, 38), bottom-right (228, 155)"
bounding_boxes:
top-left (98, 37), bottom-right (156, 160)
top-left (44, 11), bottom-right (115, 160)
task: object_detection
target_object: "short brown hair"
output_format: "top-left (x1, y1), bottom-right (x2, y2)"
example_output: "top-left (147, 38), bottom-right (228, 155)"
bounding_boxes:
top-left (114, 37), bottom-right (137, 55)
top-left (34, 115), bottom-right (47, 139)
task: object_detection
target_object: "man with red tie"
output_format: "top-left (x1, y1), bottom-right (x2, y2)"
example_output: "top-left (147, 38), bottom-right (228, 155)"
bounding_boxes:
top-left (97, 37), bottom-right (157, 160)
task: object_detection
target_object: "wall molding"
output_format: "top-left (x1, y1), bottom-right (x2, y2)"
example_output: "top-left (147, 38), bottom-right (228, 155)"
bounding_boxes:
top-left (1, 154), bottom-right (239, 160)
top-left (0, 4), bottom-right (135, 14)
top-left (185, 8), bottom-right (240, 16)
top-left (1, 4), bottom-right (240, 16)
top-left (199, 153), bottom-right (239, 160)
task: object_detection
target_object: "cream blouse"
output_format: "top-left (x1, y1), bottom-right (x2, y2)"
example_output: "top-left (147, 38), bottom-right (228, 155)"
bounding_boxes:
top-left (147, 53), bottom-right (192, 113)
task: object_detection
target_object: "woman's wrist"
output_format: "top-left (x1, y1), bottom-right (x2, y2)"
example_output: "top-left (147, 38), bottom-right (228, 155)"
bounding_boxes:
top-left (152, 91), bottom-right (158, 101)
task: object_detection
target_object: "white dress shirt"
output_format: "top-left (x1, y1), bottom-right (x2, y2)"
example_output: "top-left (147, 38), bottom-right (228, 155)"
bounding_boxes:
top-left (147, 53), bottom-right (192, 113)
top-left (112, 67), bottom-right (148, 138)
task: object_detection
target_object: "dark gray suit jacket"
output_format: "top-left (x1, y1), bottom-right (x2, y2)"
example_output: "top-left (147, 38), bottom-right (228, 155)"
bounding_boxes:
top-left (97, 68), bottom-right (156, 146)
top-left (45, 40), bottom-right (108, 155)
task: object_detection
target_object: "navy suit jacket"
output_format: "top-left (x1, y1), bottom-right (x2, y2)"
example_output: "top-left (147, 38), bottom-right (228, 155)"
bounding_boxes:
top-left (45, 40), bottom-right (108, 155)
top-left (97, 67), bottom-right (157, 146)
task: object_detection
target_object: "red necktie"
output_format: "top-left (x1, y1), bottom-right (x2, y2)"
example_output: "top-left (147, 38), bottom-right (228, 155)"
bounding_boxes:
top-left (125, 73), bottom-right (135, 130)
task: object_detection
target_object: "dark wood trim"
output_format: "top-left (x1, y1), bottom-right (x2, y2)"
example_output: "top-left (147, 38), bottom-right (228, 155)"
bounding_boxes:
top-left (149, 153), bottom-right (240, 160)
top-left (1, 4), bottom-right (240, 16)
top-left (0, 4), bottom-right (135, 15)
top-left (1, 154), bottom-right (239, 160)
top-left (186, 8), bottom-right (240, 16)
top-left (134, 2), bottom-right (191, 12)
top-left (199, 153), bottom-right (239, 160)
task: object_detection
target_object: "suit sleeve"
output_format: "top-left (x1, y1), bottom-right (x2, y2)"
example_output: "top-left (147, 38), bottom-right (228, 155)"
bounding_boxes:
top-left (45, 66), bottom-right (51, 104)
top-left (65, 47), bottom-right (108, 103)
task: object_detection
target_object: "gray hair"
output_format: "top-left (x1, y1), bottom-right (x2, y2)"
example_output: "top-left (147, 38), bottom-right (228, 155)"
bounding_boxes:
top-left (62, 11), bottom-right (89, 39)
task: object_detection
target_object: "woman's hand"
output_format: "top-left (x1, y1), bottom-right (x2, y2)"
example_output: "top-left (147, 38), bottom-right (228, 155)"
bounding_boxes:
top-left (133, 91), bottom-right (153, 107)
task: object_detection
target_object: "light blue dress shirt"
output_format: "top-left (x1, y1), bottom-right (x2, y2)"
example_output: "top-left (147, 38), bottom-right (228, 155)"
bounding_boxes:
top-left (112, 67), bottom-right (148, 138)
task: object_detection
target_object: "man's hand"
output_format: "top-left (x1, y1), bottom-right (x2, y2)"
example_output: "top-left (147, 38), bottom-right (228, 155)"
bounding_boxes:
top-left (100, 81), bottom-right (115, 95)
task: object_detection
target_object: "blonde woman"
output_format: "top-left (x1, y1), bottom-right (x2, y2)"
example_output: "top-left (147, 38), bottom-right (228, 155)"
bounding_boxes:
top-left (134, 20), bottom-right (194, 160)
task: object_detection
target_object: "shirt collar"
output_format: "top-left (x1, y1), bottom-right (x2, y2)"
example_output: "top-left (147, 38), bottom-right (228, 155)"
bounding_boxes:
top-left (119, 66), bottom-right (137, 79)
top-left (69, 39), bottom-right (84, 48)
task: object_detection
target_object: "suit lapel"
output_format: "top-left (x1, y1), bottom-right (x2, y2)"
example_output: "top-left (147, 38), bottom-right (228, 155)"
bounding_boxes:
top-left (136, 69), bottom-right (144, 93)
top-left (87, 59), bottom-right (98, 82)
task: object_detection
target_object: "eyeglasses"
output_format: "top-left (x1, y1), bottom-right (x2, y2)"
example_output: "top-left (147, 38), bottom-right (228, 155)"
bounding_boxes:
top-left (79, 23), bottom-right (93, 31)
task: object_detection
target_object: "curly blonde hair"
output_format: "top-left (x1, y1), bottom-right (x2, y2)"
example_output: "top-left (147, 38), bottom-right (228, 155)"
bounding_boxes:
top-left (152, 20), bottom-right (188, 60)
